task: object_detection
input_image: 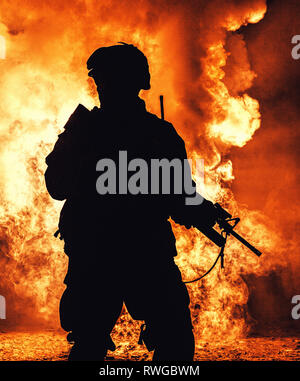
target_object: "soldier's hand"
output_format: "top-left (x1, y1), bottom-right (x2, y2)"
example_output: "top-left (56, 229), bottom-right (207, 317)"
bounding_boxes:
top-left (197, 199), bottom-right (218, 227)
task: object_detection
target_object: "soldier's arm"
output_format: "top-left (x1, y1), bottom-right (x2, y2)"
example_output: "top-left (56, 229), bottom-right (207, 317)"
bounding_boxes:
top-left (45, 104), bottom-right (91, 200)
top-left (166, 123), bottom-right (217, 228)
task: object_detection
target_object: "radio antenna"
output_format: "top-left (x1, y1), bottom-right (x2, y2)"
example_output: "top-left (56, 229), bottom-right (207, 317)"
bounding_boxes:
top-left (160, 95), bottom-right (164, 120)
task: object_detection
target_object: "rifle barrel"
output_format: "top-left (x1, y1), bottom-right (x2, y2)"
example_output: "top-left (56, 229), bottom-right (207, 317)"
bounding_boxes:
top-left (224, 223), bottom-right (262, 257)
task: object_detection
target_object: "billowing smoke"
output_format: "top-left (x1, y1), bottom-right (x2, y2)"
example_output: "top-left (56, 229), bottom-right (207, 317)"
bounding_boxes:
top-left (230, 0), bottom-right (300, 332)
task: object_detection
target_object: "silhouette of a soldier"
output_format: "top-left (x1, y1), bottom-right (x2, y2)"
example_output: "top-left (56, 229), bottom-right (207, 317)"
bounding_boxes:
top-left (45, 43), bottom-right (217, 360)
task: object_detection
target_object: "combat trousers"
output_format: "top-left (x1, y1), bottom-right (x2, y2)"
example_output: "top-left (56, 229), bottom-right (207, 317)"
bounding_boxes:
top-left (60, 241), bottom-right (194, 361)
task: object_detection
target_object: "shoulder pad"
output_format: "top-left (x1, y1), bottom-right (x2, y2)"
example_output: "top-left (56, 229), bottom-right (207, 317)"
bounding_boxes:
top-left (64, 104), bottom-right (92, 130)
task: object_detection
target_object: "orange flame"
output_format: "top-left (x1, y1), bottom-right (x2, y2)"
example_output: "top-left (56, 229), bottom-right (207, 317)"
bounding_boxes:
top-left (0, 0), bottom-right (292, 354)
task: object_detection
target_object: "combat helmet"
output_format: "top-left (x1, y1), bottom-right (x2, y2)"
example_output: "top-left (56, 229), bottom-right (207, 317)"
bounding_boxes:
top-left (87, 42), bottom-right (150, 90)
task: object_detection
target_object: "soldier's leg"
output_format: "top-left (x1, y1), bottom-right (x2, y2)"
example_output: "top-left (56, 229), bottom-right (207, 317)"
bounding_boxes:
top-left (68, 289), bottom-right (123, 360)
top-left (151, 261), bottom-right (194, 361)
top-left (60, 252), bottom-right (124, 361)
top-left (151, 309), bottom-right (195, 361)
top-left (60, 280), bottom-right (123, 360)
top-left (126, 259), bottom-right (195, 361)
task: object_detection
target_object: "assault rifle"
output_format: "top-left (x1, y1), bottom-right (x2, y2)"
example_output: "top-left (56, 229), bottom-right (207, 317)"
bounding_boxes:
top-left (197, 203), bottom-right (262, 257)
top-left (195, 203), bottom-right (262, 270)
top-left (183, 203), bottom-right (261, 283)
